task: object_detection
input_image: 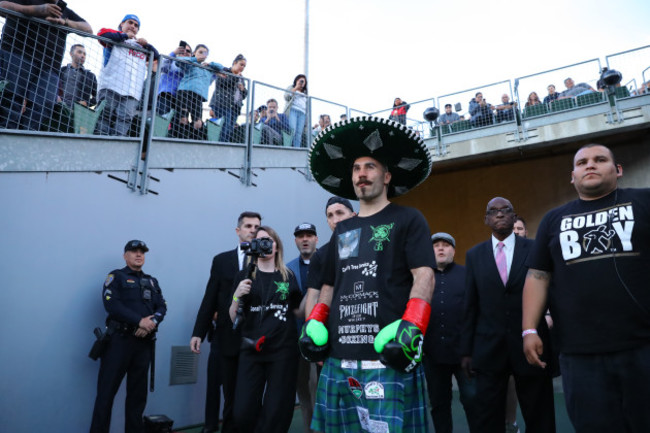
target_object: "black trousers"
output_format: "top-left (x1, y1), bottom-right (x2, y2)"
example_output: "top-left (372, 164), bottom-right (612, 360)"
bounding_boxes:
top-left (90, 333), bottom-right (152, 433)
top-left (474, 369), bottom-right (556, 433)
top-left (205, 336), bottom-right (240, 432)
top-left (560, 345), bottom-right (650, 433)
top-left (233, 348), bottom-right (298, 433)
top-left (423, 359), bottom-right (478, 433)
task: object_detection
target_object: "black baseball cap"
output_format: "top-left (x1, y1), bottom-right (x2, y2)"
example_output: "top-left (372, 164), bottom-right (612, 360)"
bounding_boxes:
top-left (325, 196), bottom-right (354, 214)
top-left (124, 240), bottom-right (149, 252)
top-left (294, 223), bottom-right (317, 236)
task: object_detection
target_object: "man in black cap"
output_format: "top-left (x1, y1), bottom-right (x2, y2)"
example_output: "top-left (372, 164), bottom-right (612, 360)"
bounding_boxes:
top-left (287, 222), bottom-right (319, 432)
top-left (304, 196), bottom-right (357, 316)
top-left (301, 116), bottom-right (435, 432)
top-left (424, 232), bottom-right (478, 433)
top-left (90, 240), bottom-right (167, 433)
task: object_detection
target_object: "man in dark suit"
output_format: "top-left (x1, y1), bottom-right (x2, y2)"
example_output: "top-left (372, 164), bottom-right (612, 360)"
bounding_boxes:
top-left (461, 197), bottom-right (555, 433)
top-left (190, 211), bottom-right (262, 433)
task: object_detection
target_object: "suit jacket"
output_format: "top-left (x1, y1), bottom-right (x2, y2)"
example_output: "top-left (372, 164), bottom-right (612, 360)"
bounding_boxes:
top-left (286, 257), bottom-right (304, 292)
top-left (460, 235), bottom-right (550, 375)
top-left (191, 248), bottom-right (241, 356)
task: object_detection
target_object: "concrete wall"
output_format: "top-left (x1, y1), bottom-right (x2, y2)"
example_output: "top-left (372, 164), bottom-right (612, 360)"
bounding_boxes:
top-left (0, 167), bottom-right (332, 432)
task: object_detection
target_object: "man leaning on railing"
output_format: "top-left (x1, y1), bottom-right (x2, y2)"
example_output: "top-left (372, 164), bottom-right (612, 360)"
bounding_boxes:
top-left (0, 0), bottom-right (92, 131)
top-left (95, 14), bottom-right (159, 137)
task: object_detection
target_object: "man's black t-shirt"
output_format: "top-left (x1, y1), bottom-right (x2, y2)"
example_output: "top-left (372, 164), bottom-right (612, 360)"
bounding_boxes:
top-left (527, 188), bottom-right (650, 354)
top-left (305, 241), bottom-right (329, 291)
top-left (232, 269), bottom-right (301, 359)
top-left (1, 1), bottom-right (84, 70)
top-left (322, 203), bottom-right (435, 360)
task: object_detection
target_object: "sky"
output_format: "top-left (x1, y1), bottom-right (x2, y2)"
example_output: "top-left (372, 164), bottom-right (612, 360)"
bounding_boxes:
top-left (58, 0), bottom-right (650, 119)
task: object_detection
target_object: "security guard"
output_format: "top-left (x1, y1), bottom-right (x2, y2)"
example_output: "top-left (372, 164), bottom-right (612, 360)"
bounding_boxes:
top-left (90, 240), bottom-right (167, 433)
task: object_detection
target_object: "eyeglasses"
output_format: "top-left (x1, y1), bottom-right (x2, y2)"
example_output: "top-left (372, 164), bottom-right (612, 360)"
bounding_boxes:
top-left (486, 207), bottom-right (513, 216)
top-left (185, 49), bottom-right (192, 54)
top-left (129, 240), bottom-right (147, 248)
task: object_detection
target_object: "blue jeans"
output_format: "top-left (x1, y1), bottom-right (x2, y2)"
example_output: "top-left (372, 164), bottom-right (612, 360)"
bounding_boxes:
top-left (96, 89), bottom-right (139, 136)
top-left (213, 105), bottom-right (238, 143)
top-left (288, 107), bottom-right (306, 147)
top-left (0, 50), bottom-right (59, 131)
top-left (423, 358), bottom-right (478, 433)
top-left (560, 344), bottom-right (650, 433)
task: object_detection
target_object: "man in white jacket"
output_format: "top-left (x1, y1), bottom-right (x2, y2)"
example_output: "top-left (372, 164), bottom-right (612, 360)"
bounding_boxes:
top-left (95, 14), bottom-right (159, 136)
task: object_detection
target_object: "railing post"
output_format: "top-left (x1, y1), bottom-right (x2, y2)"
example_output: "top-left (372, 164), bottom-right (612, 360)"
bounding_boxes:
top-left (131, 51), bottom-right (157, 194)
top-left (241, 80), bottom-right (254, 186)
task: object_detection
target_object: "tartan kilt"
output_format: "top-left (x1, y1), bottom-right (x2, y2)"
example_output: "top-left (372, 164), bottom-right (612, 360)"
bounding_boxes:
top-left (312, 357), bottom-right (430, 433)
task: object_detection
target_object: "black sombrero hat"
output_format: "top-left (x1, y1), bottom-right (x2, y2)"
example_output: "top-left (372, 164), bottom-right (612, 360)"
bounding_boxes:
top-left (309, 116), bottom-right (432, 200)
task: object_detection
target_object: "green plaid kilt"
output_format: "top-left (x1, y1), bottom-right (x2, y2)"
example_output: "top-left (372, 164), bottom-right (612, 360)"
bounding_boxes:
top-left (311, 358), bottom-right (430, 433)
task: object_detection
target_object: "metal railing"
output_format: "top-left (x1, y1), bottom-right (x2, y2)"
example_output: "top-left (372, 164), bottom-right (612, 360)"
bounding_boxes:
top-left (2, 9), bottom-right (650, 188)
top-left (606, 45), bottom-right (650, 95)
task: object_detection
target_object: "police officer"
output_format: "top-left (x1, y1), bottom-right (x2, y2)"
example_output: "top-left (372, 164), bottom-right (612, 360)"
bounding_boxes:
top-left (90, 240), bottom-right (167, 433)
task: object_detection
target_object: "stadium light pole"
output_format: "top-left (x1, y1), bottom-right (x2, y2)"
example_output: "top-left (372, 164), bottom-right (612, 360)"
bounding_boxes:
top-left (304, 0), bottom-right (309, 78)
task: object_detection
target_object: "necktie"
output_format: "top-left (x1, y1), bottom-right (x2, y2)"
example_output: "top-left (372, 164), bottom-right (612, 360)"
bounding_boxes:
top-left (496, 242), bottom-right (508, 285)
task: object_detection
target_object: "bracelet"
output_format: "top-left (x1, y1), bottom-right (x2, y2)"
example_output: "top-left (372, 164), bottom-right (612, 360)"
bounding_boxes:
top-left (522, 329), bottom-right (538, 338)
top-left (232, 295), bottom-right (239, 303)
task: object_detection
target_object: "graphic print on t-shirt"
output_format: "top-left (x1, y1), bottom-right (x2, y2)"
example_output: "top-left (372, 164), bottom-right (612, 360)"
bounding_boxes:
top-left (274, 281), bottom-right (289, 301)
top-left (338, 228), bottom-right (361, 259)
top-left (559, 202), bottom-right (638, 264)
top-left (368, 223), bottom-right (394, 251)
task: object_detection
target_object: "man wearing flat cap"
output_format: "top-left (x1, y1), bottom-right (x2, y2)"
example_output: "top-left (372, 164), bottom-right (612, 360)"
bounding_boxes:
top-left (300, 117), bottom-right (436, 432)
top-left (90, 240), bottom-right (167, 433)
top-left (424, 233), bottom-right (478, 433)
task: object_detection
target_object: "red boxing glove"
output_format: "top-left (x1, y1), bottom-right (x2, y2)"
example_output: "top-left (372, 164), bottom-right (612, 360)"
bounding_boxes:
top-left (375, 297), bottom-right (431, 373)
top-left (299, 303), bottom-right (330, 362)
top-left (402, 297), bottom-right (431, 334)
top-left (307, 302), bottom-right (330, 323)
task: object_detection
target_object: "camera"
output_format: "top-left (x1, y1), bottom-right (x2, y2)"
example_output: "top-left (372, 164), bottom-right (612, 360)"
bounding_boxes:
top-left (240, 237), bottom-right (273, 257)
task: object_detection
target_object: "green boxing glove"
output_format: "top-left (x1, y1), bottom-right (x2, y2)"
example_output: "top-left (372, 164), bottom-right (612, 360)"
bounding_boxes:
top-left (299, 303), bottom-right (330, 362)
top-left (374, 298), bottom-right (431, 373)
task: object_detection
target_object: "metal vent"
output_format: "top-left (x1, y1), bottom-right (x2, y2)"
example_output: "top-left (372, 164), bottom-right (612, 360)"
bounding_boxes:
top-left (169, 346), bottom-right (199, 385)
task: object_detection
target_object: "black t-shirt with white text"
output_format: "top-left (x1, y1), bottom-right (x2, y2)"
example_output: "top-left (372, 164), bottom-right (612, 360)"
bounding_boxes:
top-left (527, 188), bottom-right (650, 354)
top-left (232, 269), bottom-right (301, 359)
top-left (322, 203), bottom-right (435, 360)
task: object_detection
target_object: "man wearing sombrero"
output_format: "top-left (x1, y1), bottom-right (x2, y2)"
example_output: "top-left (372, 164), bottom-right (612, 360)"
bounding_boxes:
top-left (300, 116), bottom-right (436, 432)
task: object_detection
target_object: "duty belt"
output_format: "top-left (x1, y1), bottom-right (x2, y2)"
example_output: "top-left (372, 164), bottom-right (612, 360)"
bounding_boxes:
top-left (107, 320), bottom-right (137, 335)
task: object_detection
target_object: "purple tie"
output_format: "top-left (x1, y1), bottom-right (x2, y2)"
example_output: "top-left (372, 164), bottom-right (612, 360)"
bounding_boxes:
top-left (496, 242), bottom-right (508, 285)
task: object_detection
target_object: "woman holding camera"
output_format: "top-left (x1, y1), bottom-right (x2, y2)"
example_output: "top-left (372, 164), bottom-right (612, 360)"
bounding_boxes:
top-left (229, 226), bottom-right (303, 433)
top-left (284, 74), bottom-right (308, 147)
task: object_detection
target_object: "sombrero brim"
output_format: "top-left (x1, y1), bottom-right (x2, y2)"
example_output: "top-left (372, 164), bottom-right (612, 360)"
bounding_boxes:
top-left (309, 116), bottom-right (432, 200)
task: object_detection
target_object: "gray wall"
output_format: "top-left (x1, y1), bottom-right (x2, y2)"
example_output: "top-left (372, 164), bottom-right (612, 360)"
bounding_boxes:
top-left (0, 167), bottom-right (333, 432)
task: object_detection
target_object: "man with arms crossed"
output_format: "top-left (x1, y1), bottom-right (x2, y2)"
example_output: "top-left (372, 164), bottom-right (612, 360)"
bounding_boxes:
top-left (523, 144), bottom-right (650, 433)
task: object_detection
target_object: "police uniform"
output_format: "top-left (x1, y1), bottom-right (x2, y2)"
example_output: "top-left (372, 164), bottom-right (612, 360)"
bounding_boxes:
top-left (90, 242), bottom-right (166, 433)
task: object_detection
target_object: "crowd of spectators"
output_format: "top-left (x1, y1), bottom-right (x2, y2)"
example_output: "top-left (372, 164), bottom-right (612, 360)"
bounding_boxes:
top-left (0, 2), bottom-right (647, 142)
